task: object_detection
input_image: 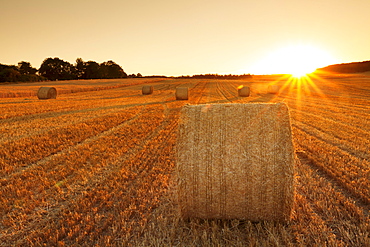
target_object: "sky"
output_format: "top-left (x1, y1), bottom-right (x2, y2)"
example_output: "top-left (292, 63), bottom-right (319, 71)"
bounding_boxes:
top-left (1, 0), bottom-right (370, 76)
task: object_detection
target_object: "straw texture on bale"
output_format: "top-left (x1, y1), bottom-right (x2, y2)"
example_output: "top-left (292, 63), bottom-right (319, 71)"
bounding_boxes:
top-left (267, 85), bottom-right (279, 94)
top-left (238, 86), bottom-right (250, 97)
top-left (176, 103), bottom-right (294, 221)
top-left (142, 85), bottom-right (154, 95)
top-left (37, 87), bottom-right (57, 99)
top-left (176, 87), bottom-right (189, 100)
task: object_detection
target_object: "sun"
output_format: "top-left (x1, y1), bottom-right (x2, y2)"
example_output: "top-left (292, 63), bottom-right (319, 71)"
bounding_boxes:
top-left (251, 44), bottom-right (336, 77)
top-left (290, 67), bottom-right (310, 78)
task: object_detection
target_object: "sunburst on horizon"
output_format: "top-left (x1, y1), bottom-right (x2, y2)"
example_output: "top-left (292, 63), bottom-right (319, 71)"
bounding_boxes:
top-left (251, 44), bottom-right (337, 78)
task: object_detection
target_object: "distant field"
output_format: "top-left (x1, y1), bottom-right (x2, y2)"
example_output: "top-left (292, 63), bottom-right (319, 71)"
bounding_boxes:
top-left (0, 74), bottom-right (369, 246)
top-left (0, 78), bottom-right (163, 98)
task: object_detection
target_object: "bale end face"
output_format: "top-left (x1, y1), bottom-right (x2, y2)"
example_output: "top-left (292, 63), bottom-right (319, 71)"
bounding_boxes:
top-left (176, 87), bottom-right (189, 100)
top-left (238, 86), bottom-right (250, 97)
top-left (142, 85), bottom-right (154, 95)
top-left (176, 103), bottom-right (294, 221)
top-left (37, 87), bottom-right (57, 99)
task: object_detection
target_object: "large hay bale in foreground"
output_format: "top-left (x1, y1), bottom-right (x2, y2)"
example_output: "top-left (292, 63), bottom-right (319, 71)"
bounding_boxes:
top-left (142, 85), bottom-right (154, 95)
top-left (267, 85), bottom-right (279, 94)
top-left (238, 86), bottom-right (250, 97)
top-left (176, 87), bottom-right (188, 100)
top-left (176, 103), bottom-right (294, 221)
top-left (37, 87), bottom-right (57, 99)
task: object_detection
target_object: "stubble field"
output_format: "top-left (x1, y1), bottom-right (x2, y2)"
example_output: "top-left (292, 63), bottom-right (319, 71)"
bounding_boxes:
top-left (0, 74), bottom-right (369, 246)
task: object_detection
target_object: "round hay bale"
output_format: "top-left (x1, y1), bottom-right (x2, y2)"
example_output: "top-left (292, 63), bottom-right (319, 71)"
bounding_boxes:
top-left (37, 87), bottom-right (57, 99)
top-left (176, 87), bottom-right (188, 100)
top-left (238, 86), bottom-right (250, 97)
top-left (142, 85), bottom-right (154, 95)
top-left (176, 103), bottom-right (294, 221)
top-left (267, 85), bottom-right (279, 94)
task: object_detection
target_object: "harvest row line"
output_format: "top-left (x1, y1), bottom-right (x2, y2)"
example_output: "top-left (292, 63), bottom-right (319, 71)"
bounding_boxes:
top-left (292, 125), bottom-right (370, 205)
top-left (1, 101), bottom-right (182, 245)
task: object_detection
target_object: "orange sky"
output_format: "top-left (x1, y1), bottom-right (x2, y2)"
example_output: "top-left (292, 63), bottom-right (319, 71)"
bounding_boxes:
top-left (1, 0), bottom-right (370, 76)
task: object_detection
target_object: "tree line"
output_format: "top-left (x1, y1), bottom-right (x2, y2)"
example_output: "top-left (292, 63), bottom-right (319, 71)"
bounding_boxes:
top-left (0, 57), bottom-right (141, 83)
top-left (317, 60), bottom-right (370, 73)
top-left (177, 73), bottom-right (252, 80)
top-left (0, 62), bottom-right (41, 83)
top-left (1, 57), bottom-right (255, 83)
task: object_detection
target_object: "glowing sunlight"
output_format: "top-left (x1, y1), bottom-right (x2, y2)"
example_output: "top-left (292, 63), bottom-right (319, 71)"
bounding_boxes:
top-left (252, 44), bottom-right (336, 76)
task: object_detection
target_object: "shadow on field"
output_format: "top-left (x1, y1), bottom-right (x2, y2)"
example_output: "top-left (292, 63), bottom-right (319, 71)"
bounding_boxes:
top-left (206, 96), bottom-right (240, 104)
top-left (249, 93), bottom-right (280, 103)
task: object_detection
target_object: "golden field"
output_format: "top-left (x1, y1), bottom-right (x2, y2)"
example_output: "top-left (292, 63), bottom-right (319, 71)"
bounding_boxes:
top-left (0, 74), bottom-right (369, 246)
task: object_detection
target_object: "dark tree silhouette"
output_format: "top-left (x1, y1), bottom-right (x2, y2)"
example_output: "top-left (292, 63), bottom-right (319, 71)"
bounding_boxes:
top-left (99, 60), bottom-right (127, 79)
top-left (18, 61), bottom-right (37, 75)
top-left (84, 61), bottom-right (101, 79)
top-left (177, 73), bottom-right (252, 80)
top-left (318, 60), bottom-right (370, 73)
top-left (39, 57), bottom-right (76, 80)
top-left (75, 59), bottom-right (127, 79)
top-left (75, 58), bottom-right (85, 79)
top-left (0, 65), bottom-right (20, 82)
top-left (1, 57), bottom-right (129, 82)
top-left (0, 62), bottom-right (43, 83)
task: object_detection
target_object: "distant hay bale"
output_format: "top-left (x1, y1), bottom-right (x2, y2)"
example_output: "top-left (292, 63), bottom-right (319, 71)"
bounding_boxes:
top-left (267, 85), bottom-right (279, 94)
top-left (37, 87), bottom-right (57, 99)
top-left (238, 86), bottom-right (250, 97)
top-left (176, 87), bottom-right (188, 100)
top-left (142, 85), bottom-right (154, 95)
top-left (176, 103), bottom-right (294, 221)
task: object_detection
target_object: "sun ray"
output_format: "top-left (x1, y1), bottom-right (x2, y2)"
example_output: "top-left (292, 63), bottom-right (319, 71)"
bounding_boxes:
top-left (266, 72), bottom-right (335, 117)
top-left (251, 44), bottom-right (336, 78)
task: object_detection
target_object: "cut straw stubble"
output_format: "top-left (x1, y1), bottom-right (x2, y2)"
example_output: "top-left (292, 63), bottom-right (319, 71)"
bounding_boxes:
top-left (267, 85), bottom-right (279, 94)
